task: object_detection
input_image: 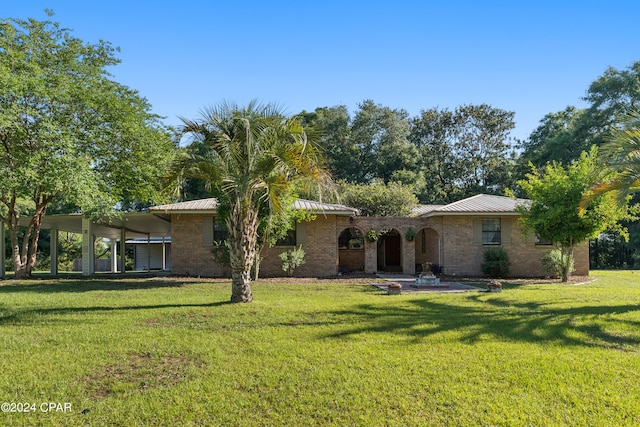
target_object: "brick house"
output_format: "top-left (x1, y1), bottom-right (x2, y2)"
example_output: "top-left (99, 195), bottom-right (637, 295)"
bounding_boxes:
top-left (150, 194), bottom-right (589, 278)
top-left (5, 193), bottom-right (585, 279)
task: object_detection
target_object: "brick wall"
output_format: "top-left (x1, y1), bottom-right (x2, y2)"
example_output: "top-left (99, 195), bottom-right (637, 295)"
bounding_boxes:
top-left (259, 215), bottom-right (339, 277)
top-left (170, 214), bottom-right (225, 277)
top-left (169, 212), bottom-right (589, 278)
top-left (439, 216), bottom-right (589, 277)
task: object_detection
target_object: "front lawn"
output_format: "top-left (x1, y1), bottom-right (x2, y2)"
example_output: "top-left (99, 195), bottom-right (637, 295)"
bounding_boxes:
top-left (1, 271), bottom-right (639, 426)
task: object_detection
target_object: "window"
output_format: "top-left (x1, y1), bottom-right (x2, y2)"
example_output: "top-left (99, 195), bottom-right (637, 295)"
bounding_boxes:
top-left (339, 228), bottom-right (364, 249)
top-left (214, 219), bottom-right (228, 242)
top-left (482, 219), bottom-right (501, 245)
top-left (535, 235), bottom-right (552, 245)
top-left (275, 227), bottom-right (297, 246)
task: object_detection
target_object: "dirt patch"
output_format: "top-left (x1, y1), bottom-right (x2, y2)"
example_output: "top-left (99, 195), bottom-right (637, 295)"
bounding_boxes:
top-left (85, 353), bottom-right (202, 398)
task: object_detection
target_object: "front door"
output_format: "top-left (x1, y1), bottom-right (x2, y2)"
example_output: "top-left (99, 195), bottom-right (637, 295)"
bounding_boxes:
top-left (385, 234), bottom-right (401, 267)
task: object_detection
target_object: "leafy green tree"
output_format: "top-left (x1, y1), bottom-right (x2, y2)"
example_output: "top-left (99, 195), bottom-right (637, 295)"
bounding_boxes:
top-left (453, 104), bottom-right (515, 195)
top-left (339, 180), bottom-right (418, 216)
top-left (409, 108), bottom-right (462, 203)
top-left (520, 61), bottom-right (640, 169)
top-left (518, 107), bottom-right (590, 169)
top-left (584, 61), bottom-right (640, 136)
top-left (410, 104), bottom-right (515, 203)
top-left (0, 12), bottom-right (175, 278)
top-left (515, 148), bottom-right (631, 282)
top-left (180, 100), bottom-right (329, 303)
top-left (297, 106), bottom-right (358, 182)
top-left (350, 100), bottom-right (418, 183)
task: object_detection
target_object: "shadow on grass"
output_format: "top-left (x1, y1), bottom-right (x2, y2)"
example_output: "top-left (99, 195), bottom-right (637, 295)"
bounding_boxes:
top-left (325, 296), bottom-right (640, 350)
top-left (0, 301), bottom-right (231, 326)
top-left (0, 277), bottom-right (199, 293)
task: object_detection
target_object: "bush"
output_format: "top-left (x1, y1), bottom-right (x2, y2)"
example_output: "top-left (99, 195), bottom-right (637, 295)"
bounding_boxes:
top-left (481, 248), bottom-right (511, 278)
top-left (541, 248), bottom-right (574, 279)
top-left (211, 240), bottom-right (231, 277)
top-left (279, 246), bottom-right (306, 276)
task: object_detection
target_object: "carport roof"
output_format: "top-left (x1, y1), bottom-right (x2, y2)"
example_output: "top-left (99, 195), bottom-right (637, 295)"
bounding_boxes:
top-left (32, 197), bottom-right (356, 240)
top-left (32, 212), bottom-right (171, 240)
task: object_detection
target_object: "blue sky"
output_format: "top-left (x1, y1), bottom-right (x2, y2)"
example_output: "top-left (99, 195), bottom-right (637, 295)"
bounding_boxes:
top-left (4, 1), bottom-right (640, 142)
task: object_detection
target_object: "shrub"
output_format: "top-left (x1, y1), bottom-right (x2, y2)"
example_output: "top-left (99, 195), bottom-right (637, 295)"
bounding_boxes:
top-left (211, 240), bottom-right (231, 277)
top-left (481, 248), bottom-right (511, 278)
top-left (541, 248), bottom-right (574, 279)
top-left (279, 245), bottom-right (306, 276)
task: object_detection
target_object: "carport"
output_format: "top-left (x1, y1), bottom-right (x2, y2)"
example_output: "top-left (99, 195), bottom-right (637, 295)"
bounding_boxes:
top-left (0, 212), bottom-right (171, 278)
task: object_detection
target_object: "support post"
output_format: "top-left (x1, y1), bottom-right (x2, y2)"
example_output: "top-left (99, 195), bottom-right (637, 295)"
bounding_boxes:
top-left (81, 217), bottom-right (95, 276)
top-left (120, 228), bottom-right (126, 274)
top-left (147, 234), bottom-right (151, 272)
top-left (364, 238), bottom-right (377, 274)
top-left (162, 237), bottom-right (166, 271)
top-left (110, 239), bottom-right (118, 273)
top-left (50, 228), bottom-right (58, 276)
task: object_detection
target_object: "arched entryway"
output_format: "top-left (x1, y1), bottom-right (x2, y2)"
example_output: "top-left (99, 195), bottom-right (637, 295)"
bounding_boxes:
top-left (377, 228), bottom-right (402, 272)
top-left (338, 227), bottom-right (365, 273)
top-left (415, 227), bottom-right (441, 273)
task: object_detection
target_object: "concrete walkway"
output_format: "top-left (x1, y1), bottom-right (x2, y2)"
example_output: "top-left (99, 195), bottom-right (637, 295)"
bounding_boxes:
top-left (374, 273), bottom-right (482, 293)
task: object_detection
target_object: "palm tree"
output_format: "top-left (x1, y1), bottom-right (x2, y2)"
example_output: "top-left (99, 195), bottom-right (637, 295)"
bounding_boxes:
top-left (180, 101), bottom-right (329, 303)
top-left (581, 112), bottom-right (640, 209)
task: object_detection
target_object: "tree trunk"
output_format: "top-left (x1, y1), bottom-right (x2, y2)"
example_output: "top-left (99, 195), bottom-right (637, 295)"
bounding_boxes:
top-left (227, 201), bottom-right (259, 303)
top-left (10, 226), bottom-right (28, 279)
top-left (5, 198), bottom-right (28, 279)
top-left (561, 242), bottom-right (574, 283)
top-left (4, 195), bottom-right (50, 279)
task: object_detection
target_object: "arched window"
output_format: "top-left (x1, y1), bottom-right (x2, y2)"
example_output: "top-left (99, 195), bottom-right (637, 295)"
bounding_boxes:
top-left (339, 228), bottom-right (364, 250)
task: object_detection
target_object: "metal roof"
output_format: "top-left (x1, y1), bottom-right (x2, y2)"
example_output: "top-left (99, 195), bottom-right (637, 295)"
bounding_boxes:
top-left (150, 198), bottom-right (357, 216)
top-left (423, 194), bottom-right (529, 216)
top-left (292, 199), bottom-right (357, 215)
top-left (31, 194), bottom-right (526, 240)
top-left (410, 204), bottom-right (444, 217)
top-left (151, 198), bottom-right (219, 213)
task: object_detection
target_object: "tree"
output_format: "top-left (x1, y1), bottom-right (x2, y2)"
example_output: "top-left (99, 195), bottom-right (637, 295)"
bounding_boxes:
top-left (297, 106), bottom-right (358, 182)
top-left (350, 100), bottom-right (418, 183)
top-left (520, 61), bottom-right (640, 170)
top-left (409, 108), bottom-right (462, 203)
top-left (409, 105), bottom-right (515, 203)
top-left (515, 148), bottom-right (631, 282)
top-left (180, 101), bottom-right (329, 303)
top-left (518, 107), bottom-right (590, 168)
top-left (0, 12), bottom-right (175, 278)
top-left (584, 61), bottom-right (640, 136)
top-left (581, 112), bottom-right (640, 206)
top-left (339, 180), bottom-right (418, 216)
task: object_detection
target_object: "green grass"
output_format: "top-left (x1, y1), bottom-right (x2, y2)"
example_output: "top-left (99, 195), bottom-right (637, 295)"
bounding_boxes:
top-left (1, 271), bottom-right (640, 426)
